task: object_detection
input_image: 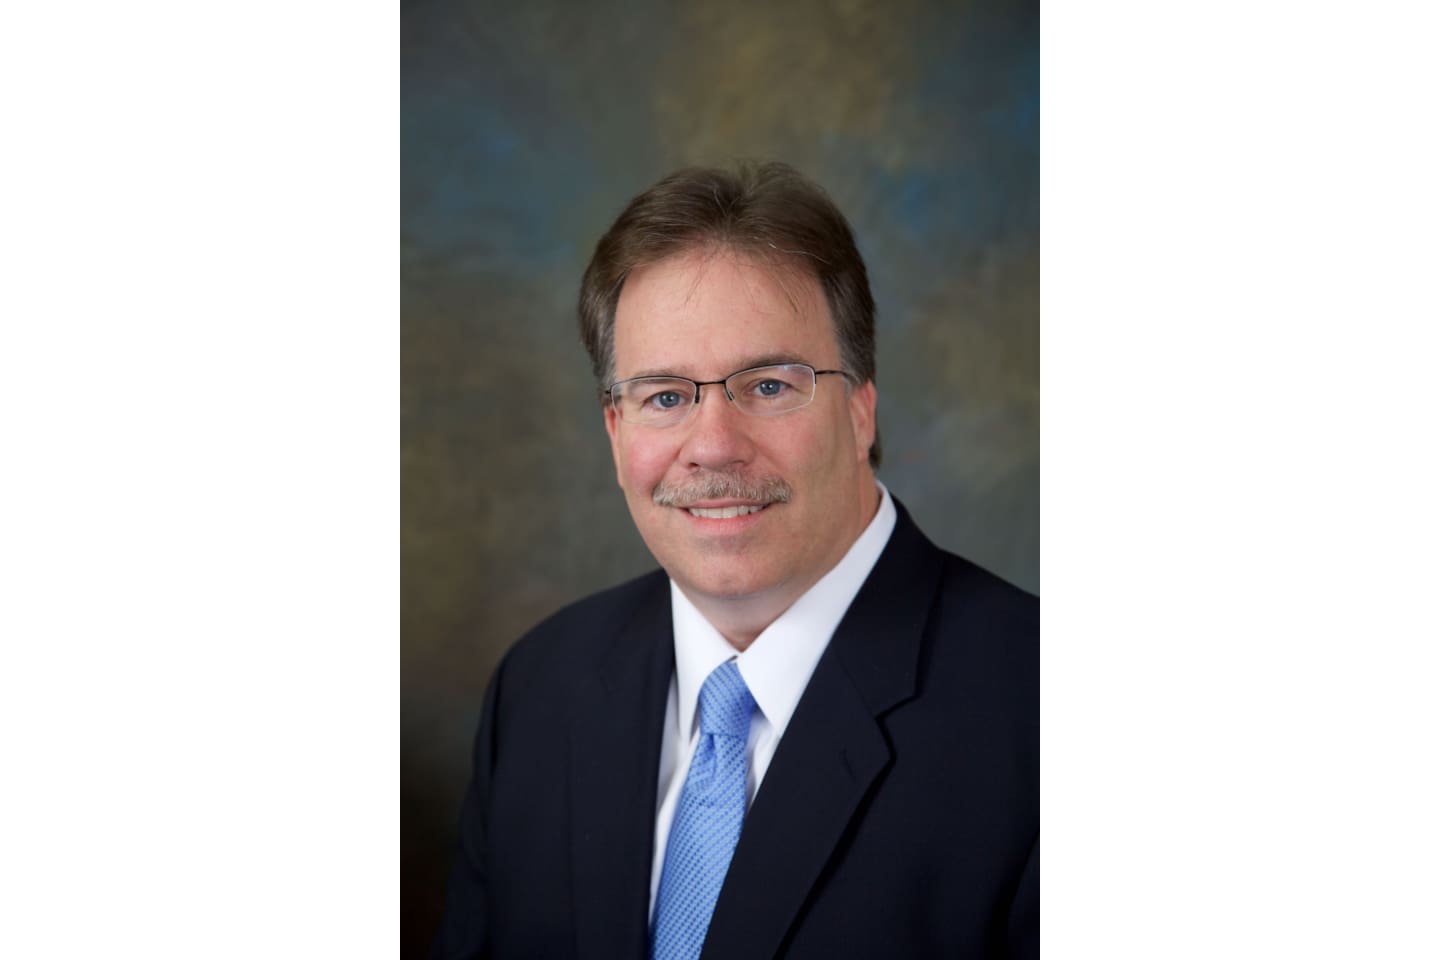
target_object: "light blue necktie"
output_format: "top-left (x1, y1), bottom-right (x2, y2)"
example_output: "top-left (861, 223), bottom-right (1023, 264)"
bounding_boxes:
top-left (651, 661), bottom-right (757, 960)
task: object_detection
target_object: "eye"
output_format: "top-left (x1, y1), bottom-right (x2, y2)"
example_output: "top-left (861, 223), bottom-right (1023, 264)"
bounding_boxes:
top-left (750, 379), bottom-right (790, 399)
top-left (645, 390), bottom-right (686, 410)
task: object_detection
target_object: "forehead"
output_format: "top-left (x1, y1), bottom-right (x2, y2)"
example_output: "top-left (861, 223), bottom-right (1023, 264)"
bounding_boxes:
top-left (612, 249), bottom-right (838, 377)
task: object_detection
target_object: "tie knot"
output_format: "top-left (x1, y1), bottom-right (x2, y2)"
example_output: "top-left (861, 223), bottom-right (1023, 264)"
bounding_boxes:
top-left (697, 661), bottom-right (755, 738)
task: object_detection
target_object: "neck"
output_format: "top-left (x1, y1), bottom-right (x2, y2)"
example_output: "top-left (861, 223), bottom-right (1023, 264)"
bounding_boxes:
top-left (683, 591), bottom-right (785, 652)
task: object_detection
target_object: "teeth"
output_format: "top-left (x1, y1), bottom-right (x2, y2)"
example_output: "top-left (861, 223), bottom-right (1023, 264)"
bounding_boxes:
top-left (686, 504), bottom-right (767, 519)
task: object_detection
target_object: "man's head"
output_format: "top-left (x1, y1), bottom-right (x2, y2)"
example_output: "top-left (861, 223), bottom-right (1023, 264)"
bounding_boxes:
top-left (579, 162), bottom-right (881, 469)
top-left (578, 163), bottom-right (883, 634)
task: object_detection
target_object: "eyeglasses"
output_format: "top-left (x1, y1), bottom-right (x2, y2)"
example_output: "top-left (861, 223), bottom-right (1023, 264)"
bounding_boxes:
top-left (606, 362), bottom-right (851, 427)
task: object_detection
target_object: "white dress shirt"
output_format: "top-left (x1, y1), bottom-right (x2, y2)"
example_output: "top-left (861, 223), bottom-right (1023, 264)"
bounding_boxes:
top-left (647, 483), bottom-right (898, 917)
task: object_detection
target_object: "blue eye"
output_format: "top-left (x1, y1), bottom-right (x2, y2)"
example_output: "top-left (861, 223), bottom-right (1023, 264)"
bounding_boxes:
top-left (648, 390), bottom-right (685, 409)
top-left (754, 379), bottom-right (787, 398)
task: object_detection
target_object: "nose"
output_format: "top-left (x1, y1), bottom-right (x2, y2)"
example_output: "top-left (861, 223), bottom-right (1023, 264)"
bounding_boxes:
top-left (677, 382), bottom-right (756, 470)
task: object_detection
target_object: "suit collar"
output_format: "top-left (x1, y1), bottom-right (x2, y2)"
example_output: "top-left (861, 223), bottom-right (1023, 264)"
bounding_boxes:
top-left (827, 499), bottom-right (941, 717)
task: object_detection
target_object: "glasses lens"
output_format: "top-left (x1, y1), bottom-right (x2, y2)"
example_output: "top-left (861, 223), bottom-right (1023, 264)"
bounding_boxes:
top-left (728, 364), bottom-right (816, 416)
top-left (614, 378), bottom-right (697, 424)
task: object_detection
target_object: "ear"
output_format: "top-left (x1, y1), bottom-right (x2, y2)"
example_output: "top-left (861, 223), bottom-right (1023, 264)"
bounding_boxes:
top-left (604, 404), bottom-right (625, 488)
top-left (847, 379), bottom-right (878, 464)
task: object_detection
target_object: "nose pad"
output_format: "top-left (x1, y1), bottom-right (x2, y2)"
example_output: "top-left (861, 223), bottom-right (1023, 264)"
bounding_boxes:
top-left (693, 381), bottom-right (736, 411)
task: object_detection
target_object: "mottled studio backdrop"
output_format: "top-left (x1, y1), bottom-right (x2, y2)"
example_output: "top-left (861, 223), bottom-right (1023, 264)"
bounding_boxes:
top-left (402, 0), bottom-right (1037, 953)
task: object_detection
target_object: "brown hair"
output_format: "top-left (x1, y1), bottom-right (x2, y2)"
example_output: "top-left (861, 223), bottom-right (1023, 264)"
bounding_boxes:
top-left (577, 161), bottom-right (881, 468)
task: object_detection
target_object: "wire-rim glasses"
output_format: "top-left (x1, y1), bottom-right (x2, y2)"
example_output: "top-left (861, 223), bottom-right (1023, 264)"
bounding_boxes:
top-left (606, 362), bottom-right (851, 427)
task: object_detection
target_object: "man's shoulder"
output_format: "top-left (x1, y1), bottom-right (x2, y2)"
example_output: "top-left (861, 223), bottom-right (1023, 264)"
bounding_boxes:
top-left (935, 548), bottom-right (1038, 625)
top-left (888, 499), bottom-right (1037, 625)
top-left (498, 568), bottom-right (669, 679)
top-left (914, 545), bottom-right (1037, 719)
top-left (531, 568), bottom-right (668, 638)
top-left (880, 505), bottom-right (1037, 701)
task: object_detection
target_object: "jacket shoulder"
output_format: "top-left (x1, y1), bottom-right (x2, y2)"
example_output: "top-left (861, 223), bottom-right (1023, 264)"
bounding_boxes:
top-left (924, 548), bottom-right (1038, 734)
top-left (936, 549), bottom-right (1038, 626)
top-left (888, 497), bottom-right (1037, 633)
top-left (497, 569), bottom-right (669, 683)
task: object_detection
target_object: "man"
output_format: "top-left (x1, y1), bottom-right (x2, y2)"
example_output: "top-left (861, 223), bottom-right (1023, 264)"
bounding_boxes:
top-left (431, 162), bottom-right (1038, 959)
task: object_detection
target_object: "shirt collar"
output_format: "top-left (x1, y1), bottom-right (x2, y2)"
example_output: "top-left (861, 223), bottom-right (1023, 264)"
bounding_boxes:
top-left (670, 482), bottom-right (898, 740)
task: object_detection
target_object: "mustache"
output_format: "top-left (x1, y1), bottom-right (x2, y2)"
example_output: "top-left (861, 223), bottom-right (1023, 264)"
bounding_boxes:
top-left (652, 471), bottom-right (793, 508)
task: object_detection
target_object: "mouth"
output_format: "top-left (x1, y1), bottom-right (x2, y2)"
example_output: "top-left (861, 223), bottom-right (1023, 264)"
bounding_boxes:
top-left (653, 472), bottom-right (791, 523)
top-left (684, 503), bottom-right (771, 520)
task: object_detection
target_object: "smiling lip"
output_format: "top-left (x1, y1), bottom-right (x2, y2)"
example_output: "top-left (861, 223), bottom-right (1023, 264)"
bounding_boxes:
top-left (680, 501), bottom-right (773, 520)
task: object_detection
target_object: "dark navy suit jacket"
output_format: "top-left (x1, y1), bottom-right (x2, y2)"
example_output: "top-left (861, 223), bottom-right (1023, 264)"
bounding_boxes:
top-left (432, 501), bottom-right (1039, 959)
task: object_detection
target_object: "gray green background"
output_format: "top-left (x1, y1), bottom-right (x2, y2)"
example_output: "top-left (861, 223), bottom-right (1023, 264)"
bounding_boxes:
top-left (403, 0), bottom-right (1037, 952)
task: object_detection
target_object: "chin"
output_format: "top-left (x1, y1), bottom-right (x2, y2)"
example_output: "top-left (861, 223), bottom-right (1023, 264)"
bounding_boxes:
top-left (670, 561), bottom-right (782, 602)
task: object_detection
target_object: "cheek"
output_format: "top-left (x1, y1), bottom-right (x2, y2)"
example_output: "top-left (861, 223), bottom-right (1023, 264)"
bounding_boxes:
top-left (616, 437), bottom-right (676, 494)
top-left (787, 410), bottom-right (850, 473)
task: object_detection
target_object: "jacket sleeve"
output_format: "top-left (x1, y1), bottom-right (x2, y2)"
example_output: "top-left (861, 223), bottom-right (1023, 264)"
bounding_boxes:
top-left (428, 660), bottom-right (505, 960)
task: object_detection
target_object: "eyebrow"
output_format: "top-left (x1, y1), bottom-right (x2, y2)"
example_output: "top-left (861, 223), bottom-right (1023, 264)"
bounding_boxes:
top-left (624, 354), bottom-right (809, 381)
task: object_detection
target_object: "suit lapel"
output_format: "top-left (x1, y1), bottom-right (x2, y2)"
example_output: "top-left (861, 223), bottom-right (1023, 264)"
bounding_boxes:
top-left (699, 504), bottom-right (945, 959)
top-left (569, 576), bottom-right (675, 960)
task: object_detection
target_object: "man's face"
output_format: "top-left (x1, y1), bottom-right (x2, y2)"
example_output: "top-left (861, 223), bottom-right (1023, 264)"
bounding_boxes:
top-left (604, 249), bottom-right (878, 608)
